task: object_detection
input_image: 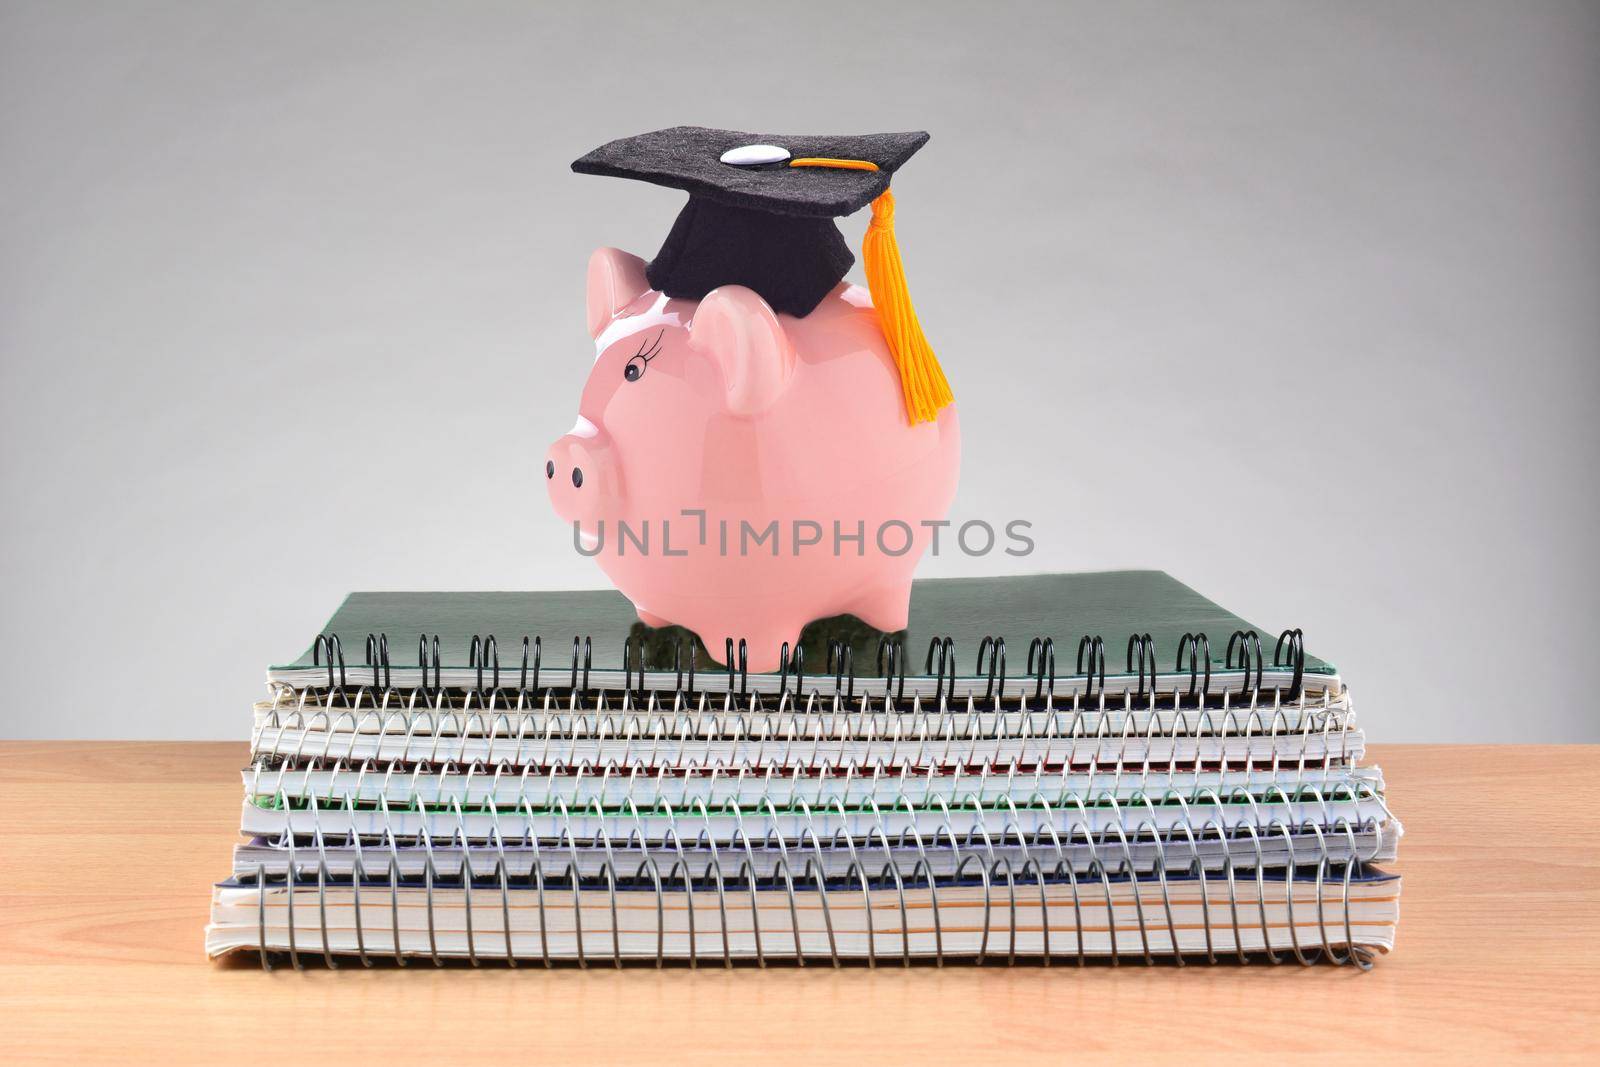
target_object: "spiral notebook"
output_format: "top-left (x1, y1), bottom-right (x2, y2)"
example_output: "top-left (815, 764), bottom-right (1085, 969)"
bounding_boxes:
top-left (265, 571), bottom-right (1335, 690)
top-left (208, 570), bottom-right (1401, 968)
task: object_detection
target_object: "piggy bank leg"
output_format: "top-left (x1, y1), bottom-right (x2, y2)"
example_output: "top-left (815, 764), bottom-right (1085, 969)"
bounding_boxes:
top-left (849, 581), bottom-right (914, 635)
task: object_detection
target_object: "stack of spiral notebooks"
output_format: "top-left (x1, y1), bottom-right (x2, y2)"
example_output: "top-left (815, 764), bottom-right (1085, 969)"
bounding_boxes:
top-left (205, 571), bottom-right (1402, 968)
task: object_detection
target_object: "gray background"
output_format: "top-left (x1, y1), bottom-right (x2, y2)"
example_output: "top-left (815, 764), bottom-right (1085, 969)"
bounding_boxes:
top-left (2, 1), bottom-right (1596, 741)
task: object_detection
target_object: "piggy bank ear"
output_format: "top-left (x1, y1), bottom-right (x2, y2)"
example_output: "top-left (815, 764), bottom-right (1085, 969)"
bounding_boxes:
top-left (586, 247), bottom-right (651, 339)
top-left (689, 286), bottom-right (796, 416)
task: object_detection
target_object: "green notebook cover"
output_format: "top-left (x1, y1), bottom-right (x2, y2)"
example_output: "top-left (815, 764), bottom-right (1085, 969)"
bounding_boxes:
top-left (273, 570), bottom-right (1331, 680)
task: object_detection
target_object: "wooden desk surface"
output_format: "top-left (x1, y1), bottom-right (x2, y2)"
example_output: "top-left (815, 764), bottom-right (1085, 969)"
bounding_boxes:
top-left (2, 743), bottom-right (1597, 1065)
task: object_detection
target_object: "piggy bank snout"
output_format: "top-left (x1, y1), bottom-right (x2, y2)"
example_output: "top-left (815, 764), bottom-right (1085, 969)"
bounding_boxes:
top-left (545, 445), bottom-right (588, 490)
top-left (545, 433), bottom-right (608, 521)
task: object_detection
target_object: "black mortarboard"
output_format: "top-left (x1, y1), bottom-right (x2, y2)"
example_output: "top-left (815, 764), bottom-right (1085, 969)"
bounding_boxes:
top-left (572, 126), bottom-right (928, 316)
top-left (572, 126), bottom-right (952, 423)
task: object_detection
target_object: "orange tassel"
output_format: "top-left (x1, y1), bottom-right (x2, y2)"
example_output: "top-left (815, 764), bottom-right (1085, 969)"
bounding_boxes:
top-left (790, 157), bottom-right (954, 424)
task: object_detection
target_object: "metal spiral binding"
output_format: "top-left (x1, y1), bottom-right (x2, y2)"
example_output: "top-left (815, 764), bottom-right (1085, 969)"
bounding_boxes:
top-left (1226, 630), bottom-right (1263, 697)
top-left (1077, 635), bottom-right (1106, 703)
top-left (827, 641), bottom-right (855, 701)
top-left (237, 796), bottom-right (1391, 884)
top-left (976, 636), bottom-right (1006, 707)
top-left (230, 624), bottom-right (1391, 969)
top-left (676, 639), bottom-right (697, 697)
top-left (1176, 633), bottom-right (1211, 704)
top-left (520, 636), bottom-right (542, 695)
top-left (469, 635), bottom-right (499, 695)
top-left (724, 638), bottom-right (749, 697)
top-left (418, 634), bottom-right (441, 698)
top-left (622, 636), bottom-right (643, 703)
top-left (1274, 629), bottom-right (1305, 703)
top-left (924, 636), bottom-right (954, 705)
top-left (1126, 633), bottom-right (1155, 700)
top-left (248, 689), bottom-right (1361, 777)
top-left (876, 637), bottom-right (906, 709)
top-left (232, 789), bottom-right (1387, 968)
top-left (284, 628), bottom-right (1325, 711)
top-left (570, 636), bottom-right (592, 695)
top-left (777, 642), bottom-right (800, 699)
top-left (1027, 637), bottom-right (1056, 706)
top-left (312, 634), bottom-right (346, 691)
top-left (242, 756), bottom-right (1388, 815)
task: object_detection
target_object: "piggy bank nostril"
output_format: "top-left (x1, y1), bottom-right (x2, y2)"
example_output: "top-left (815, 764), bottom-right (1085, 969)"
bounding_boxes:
top-left (545, 460), bottom-right (554, 479)
top-left (571, 468), bottom-right (584, 488)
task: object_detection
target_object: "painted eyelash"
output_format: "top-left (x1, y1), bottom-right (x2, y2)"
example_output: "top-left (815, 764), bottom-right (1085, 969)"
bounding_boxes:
top-left (635, 329), bottom-right (665, 362)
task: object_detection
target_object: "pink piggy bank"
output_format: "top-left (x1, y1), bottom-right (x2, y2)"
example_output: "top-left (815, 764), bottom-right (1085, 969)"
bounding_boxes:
top-left (546, 247), bottom-right (960, 672)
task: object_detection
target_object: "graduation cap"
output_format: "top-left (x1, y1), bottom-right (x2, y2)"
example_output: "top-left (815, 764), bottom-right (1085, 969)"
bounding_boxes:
top-left (572, 126), bottom-right (953, 424)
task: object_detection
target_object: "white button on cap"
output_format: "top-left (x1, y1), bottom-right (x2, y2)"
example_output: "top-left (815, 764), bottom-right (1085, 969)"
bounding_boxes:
top-left (719, 144), bottom-right (791, 166)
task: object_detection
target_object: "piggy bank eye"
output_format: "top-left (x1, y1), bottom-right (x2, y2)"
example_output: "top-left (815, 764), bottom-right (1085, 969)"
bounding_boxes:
top-left (622, 329), bottom-right (664, 383)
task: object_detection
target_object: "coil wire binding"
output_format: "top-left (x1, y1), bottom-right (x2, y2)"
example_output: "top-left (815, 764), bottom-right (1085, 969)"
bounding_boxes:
top-left (249, 703), bottom-right (1362, 781)
top-left (224, 627), bottom-right (1391, 970)
top-left (228, 796), bottom-right (1389, 970)
top-left (283, 629), bottom-right (1334, 716)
